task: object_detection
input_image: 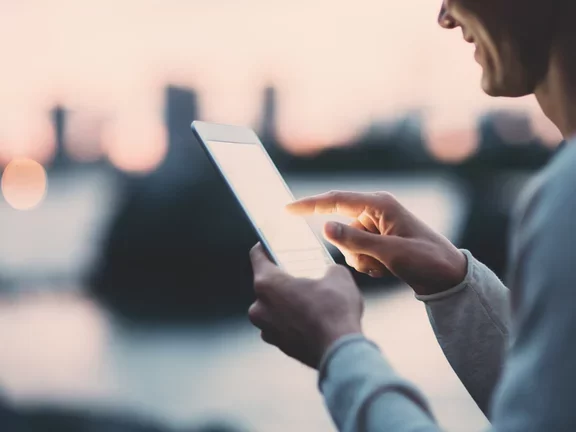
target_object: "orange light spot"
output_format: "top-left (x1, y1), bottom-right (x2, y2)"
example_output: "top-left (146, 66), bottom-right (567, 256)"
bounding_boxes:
top-left (0, 117), bottom-right (55, 167)
top-left (1, 158), bottom-right (48, 210)
top-left (424, 114), bottom-right (479, 164)
top-left (102, 121), bottom-right (167, 174)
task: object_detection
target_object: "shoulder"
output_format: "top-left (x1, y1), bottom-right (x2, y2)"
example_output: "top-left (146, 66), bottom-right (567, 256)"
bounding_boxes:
top-left (507, 144), bottom-right (576, 290)
top-left (512, 143), bottom-right (576, 235)
top-left (509, 143), bottom-right (576, 288)
top-left (531, 143), bottom-right (576, 220)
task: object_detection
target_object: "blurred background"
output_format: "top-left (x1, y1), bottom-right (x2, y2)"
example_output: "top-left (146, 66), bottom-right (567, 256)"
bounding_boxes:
top-left (0, 1), bottom-right (563, 431)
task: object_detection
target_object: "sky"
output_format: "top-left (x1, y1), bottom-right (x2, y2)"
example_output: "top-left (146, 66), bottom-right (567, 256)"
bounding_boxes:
top-left (0, 0), bottom-right (560, 165)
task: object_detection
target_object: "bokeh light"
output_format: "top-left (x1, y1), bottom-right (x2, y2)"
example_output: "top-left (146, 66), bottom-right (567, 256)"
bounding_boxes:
top-left (102, 116), bottom-right (167, 174)
top-left (1, 158), bottom-right (48, 210)
top-left (424, 113), bottom-right (479, 163)
top-left (0, 113), bottom-right (55, 167)
top-left (491, 111), bottom-right (534, 145)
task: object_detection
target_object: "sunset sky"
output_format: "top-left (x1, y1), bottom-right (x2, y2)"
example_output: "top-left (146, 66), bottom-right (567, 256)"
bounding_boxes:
top-left (0, 0), bottom-right (560, 167)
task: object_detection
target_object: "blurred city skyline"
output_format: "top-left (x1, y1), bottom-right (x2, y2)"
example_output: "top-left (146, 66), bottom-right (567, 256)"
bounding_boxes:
top-left (0, 0), bottom-right (562, 169)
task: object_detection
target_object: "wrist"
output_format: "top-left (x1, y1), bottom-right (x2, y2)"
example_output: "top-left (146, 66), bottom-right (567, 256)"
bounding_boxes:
top-left (315, 323), bottom-right (363, 368)
top-left (413, 248), bottom-right (468, 296)
top-left (415, 249), bottom-right (472, 300)
top-left (317, 333), bottom-right (376, 384)
top-left (439, 248), bottom-right (468, 291)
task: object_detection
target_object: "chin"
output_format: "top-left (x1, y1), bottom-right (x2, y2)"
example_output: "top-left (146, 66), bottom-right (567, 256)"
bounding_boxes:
top-left (481, 73), bottom-right (533, 98)
top-left (481, 80), bottom-right (502, 97)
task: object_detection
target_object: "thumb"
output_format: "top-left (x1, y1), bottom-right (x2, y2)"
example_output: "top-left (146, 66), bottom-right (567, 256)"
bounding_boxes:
top-left (324, 222), bottom-right (400, 263)
top-left (250, 243), bottom-right (279, 274)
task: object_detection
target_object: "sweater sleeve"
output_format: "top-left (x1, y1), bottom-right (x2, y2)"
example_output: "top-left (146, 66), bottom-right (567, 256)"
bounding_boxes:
top-left (319, 334), bottom-right (440, 432)
top-left (416, 250), bottom-right (511, 415)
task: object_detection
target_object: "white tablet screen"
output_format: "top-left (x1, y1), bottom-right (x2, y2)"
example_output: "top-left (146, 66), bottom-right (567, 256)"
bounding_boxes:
top-left (207, 141), bottom-right (333, 279)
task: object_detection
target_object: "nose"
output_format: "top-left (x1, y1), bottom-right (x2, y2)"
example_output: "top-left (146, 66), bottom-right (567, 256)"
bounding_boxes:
top-left (438, 3), bottom-right (457, 29)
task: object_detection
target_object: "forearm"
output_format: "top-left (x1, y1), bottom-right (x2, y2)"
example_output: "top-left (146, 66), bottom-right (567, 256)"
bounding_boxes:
top-left (319, 335), bottom-right (439, 432)
top-left (416, 250), bottom-right (511, 415)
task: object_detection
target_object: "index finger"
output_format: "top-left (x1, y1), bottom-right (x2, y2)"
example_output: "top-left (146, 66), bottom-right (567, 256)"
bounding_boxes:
top-left (286, 191), bottom-right (381, 218)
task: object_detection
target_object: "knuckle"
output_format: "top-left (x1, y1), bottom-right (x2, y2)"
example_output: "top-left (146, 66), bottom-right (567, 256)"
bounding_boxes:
top-left (248, 302), bottom-right (266, 326)
top-left (326, 189), bottom-right (349, 202)
top-left (343, 253), bottom-right (357, 268)
top-left (340, 226), bottom-right (366, 249)
top-left (339, 226), bottom-right (359, 245)
top-left (356, 254), bottom-right (372, 269)
top-left (253, 275), bottom-right (268, 292)
top-left (375, 191), bottom-right (398, 207)
top-left (373, 192), bottom-right (400, 219)
top-left (248, 302), bottom-right (259, 320)
top-left (254, 271), bottom-right (289, 298)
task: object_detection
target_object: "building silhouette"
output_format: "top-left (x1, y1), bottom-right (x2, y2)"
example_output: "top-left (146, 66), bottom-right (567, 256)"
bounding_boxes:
top-left (165, 85), bottom-right (199, 142)
top-left (162, 85), bottom-right (201, 176)
top-left (259, 86), bottom-right (278, 144)
top-left (50, 105), bottom-right (73, 170)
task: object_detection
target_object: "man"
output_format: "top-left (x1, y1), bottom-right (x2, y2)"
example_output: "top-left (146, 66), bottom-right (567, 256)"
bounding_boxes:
top-left (248, 0), bottom-right (576, 430)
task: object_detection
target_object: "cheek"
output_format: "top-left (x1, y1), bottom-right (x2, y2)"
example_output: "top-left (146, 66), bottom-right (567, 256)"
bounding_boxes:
top-left (468, 16), bottom-right (508, 73)
top-left (477, 39), bottom-right (498, 70)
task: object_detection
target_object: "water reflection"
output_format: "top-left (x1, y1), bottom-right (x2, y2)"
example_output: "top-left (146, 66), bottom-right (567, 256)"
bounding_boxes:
top-left (0, 293), bottom-right (111, 400)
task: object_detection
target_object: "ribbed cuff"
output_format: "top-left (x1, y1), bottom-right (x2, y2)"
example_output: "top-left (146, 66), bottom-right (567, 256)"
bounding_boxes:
top-left (415, 249), bottom-right (475, 303)
top-left (317, 333), bottom-right (380, 387)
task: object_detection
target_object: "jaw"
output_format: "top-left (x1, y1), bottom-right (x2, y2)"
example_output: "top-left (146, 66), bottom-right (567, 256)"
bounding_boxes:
top-left (534, 50), bottom-right (576, 139)
top-left (478, 47), bottom-right (539, 98)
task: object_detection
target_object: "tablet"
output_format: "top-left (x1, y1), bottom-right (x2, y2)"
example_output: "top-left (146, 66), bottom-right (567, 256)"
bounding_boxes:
top-left (192, 121), bottom-right (334, 279)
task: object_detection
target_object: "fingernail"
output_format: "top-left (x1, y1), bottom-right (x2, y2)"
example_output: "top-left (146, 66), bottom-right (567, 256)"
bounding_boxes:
top-left (368, 269), bottom-right (382, 278)
top-left (326, 222), bottom-right (343, 239)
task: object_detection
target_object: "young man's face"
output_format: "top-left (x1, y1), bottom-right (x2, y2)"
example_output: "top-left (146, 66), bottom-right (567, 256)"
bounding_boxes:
top-left (438, 0), bottom-right (557, 97)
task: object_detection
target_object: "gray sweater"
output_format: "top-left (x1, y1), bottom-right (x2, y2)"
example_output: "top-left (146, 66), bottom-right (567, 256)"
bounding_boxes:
top-left (319, 142), bottom-right (576, 431)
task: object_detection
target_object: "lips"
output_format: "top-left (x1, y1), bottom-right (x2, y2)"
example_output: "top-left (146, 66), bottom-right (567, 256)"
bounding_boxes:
top-left (474, 45), bottom-right (482, 63)
top-left (461, 27), bottom-right (475, 44)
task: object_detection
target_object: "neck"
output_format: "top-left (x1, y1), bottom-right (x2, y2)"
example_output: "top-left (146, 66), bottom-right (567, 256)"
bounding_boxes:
top-left (535, 30), bottom-right (576, 141)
